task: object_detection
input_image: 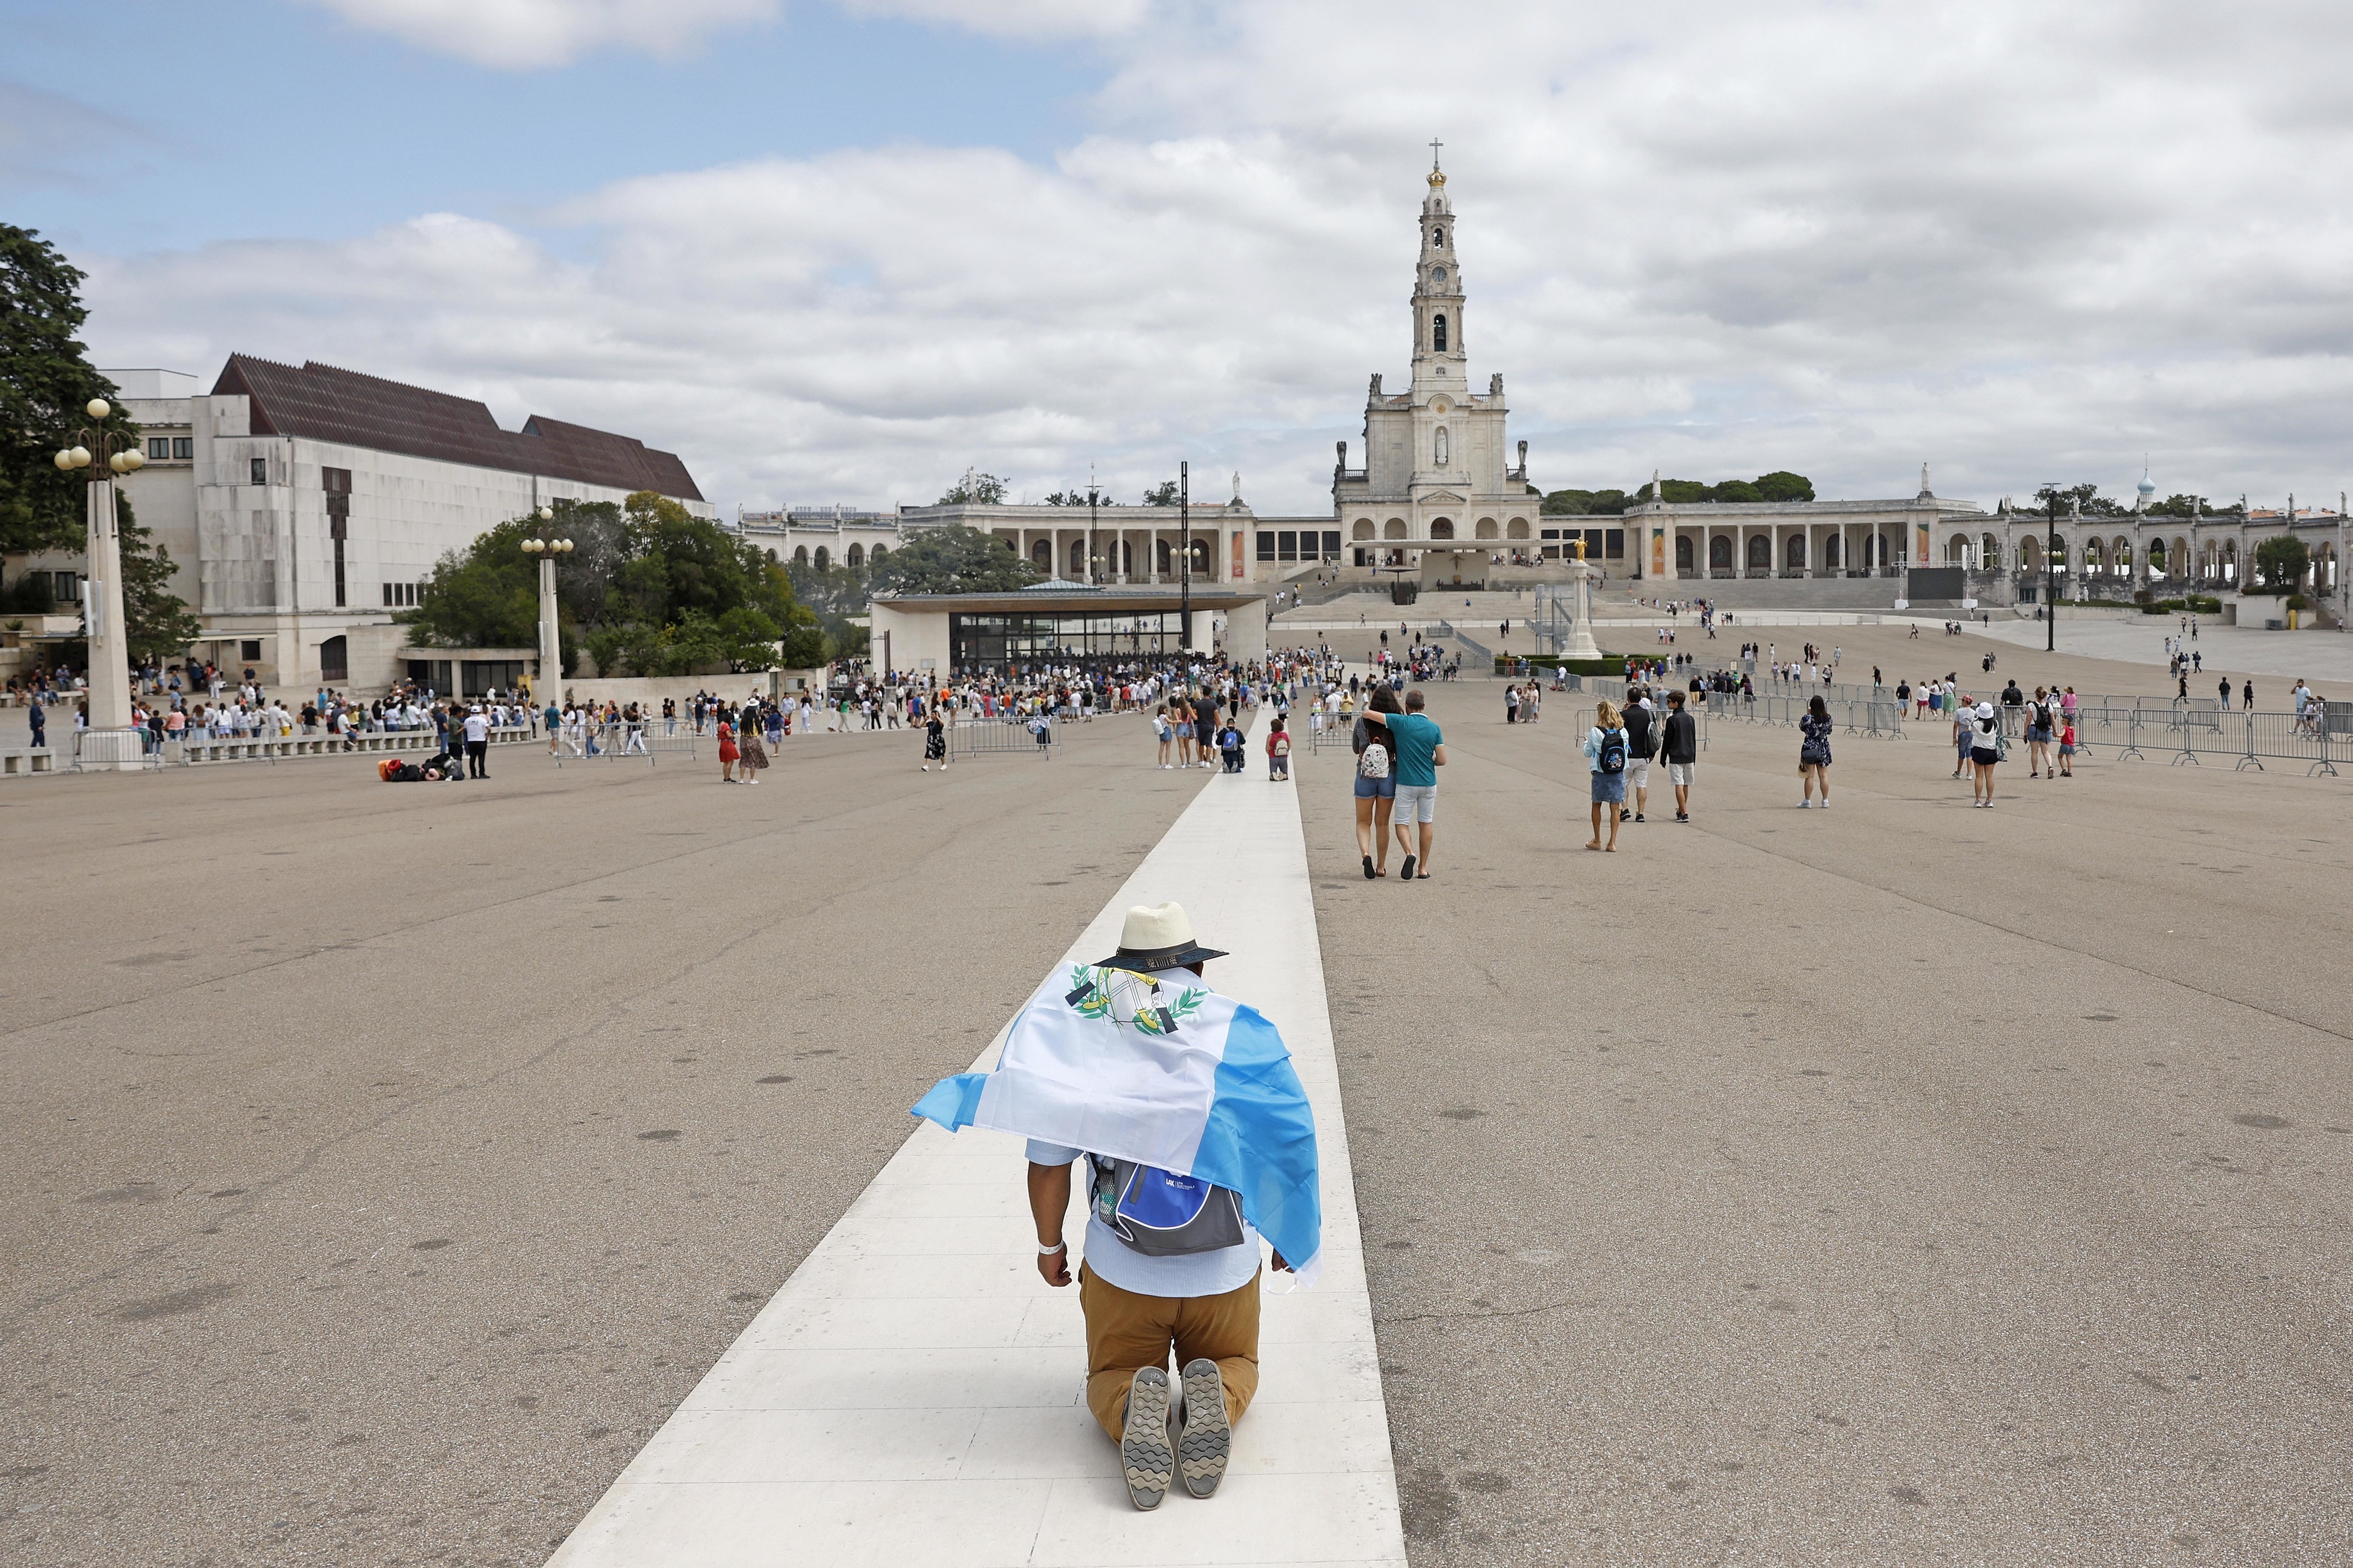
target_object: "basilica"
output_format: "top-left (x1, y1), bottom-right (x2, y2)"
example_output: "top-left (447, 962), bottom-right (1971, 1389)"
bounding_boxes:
top-left (1332, 161), bottom-right (1544, 586)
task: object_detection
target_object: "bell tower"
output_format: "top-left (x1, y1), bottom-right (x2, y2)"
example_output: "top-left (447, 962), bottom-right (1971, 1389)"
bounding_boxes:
top-left (1410, 144), bottom-right (1466, 395)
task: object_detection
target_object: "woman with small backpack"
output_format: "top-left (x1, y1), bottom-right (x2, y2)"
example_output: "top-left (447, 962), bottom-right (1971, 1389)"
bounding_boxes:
top-left (1266, 715), bottom-right (1292, 781)
top-left (1968, 699), bottom-right (2002, 806)
top-left (1583, 698), bottom-right (1628, 852)
top-left (1798, 694), bottom-right (1833, 808)
top-left (1353, 686), bottom-right (1401, 878)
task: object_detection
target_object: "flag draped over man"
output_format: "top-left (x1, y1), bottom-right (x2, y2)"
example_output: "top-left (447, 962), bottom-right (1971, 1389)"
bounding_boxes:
top-left (913, 959), bottom-right (1323, 1285)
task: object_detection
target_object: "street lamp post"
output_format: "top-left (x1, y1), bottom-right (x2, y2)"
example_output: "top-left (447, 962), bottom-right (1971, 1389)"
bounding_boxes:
top-left (1087, 478), bottom-right (1099, 586)
top-left (54, 398), bottom-right (145, 769)
top-left (2044, 485), bottom-right (2061, 652)
top-left (519, 507), bottom-right (574, 702)
top-left (1179, 460), bottom-right (1192, 652)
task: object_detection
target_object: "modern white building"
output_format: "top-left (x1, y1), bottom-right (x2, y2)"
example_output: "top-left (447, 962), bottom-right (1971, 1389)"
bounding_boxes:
top-left (8, 356), bottom-right (709, 693)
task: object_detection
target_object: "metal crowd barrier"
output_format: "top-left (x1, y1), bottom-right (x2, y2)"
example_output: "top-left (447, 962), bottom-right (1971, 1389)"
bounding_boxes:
top-left (551, 721), bottom-right (699, 765)
top-left (948, 715), bottom-right (1059, 759)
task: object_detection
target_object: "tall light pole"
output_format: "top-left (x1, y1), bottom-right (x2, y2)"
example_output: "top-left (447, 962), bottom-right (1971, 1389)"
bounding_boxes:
top-left (519, 506), bottom-right (574, 701)
top-left (1087, 471), bottom-right (1100, 586)
top-left (2044, 484), bottom-right (2061, 652)
top-left (55, 398), bottom-right (145, 769)
top-left (1179, 460), bottom-right (1192, 652)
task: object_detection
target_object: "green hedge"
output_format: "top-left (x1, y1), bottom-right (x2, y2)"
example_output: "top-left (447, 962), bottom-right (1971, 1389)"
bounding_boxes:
top-left (2138, 596), bottom-right (2224, 615)
top-left (1493, 654), bottom-right (1624, 676)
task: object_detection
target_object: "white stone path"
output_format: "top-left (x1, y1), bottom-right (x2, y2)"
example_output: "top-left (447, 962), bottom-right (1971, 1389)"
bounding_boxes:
top-left (546, 718), bottom-right (1406, 1567)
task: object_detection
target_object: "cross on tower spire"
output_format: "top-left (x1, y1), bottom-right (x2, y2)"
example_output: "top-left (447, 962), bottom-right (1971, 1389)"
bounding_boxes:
top-left (1429, 138), bottom-right (1443, 171)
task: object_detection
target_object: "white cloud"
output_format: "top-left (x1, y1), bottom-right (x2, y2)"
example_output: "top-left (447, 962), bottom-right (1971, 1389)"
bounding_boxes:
top-left (295, 0), bottom-right (1138, 67)
top-left (84, 1), bottom-right (2353, 513)
top-left (296, 0), bottom-right (784, 69)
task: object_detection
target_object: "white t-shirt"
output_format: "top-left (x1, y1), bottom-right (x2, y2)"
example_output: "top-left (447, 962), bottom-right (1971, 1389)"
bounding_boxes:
top-left (464, 713), bottom-right (489, 743)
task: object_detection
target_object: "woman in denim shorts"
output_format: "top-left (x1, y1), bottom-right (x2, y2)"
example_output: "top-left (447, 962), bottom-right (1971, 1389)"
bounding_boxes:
top-left (1352, 686), bottom-right (1401, 877)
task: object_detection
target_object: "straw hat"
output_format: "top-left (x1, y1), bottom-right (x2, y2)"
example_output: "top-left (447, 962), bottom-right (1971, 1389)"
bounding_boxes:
top-left (1095, 901), bottom-right (1227, 973)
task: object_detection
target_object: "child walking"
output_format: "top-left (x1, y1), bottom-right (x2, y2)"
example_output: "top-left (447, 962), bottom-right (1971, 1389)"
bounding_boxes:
top-left (1266, 716), bottom-right (1291, 781)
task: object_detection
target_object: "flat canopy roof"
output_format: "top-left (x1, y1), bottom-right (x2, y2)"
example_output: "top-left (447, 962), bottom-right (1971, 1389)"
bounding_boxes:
top-left (873, 586), bottom-right (1267, 613)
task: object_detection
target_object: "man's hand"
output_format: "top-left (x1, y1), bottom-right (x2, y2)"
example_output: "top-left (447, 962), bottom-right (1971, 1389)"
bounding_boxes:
top-left (1028, 1160), bottom-right (1075, 1288)
top-left (1271, 1250), bottom-right (1293, 1274)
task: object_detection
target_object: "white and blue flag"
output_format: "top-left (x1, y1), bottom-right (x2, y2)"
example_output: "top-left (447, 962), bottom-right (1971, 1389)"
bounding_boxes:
top-left (912, 963), bottom-right (1323, 1283)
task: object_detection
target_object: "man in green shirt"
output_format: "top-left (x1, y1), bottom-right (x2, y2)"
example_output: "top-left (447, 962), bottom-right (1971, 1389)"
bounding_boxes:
top-left (1369, 688), bottom-right (1445, 880)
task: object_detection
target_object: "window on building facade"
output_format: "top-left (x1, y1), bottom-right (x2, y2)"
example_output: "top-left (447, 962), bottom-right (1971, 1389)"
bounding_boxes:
top-left (319, 635), bottom-right (348, 683)
top-left (240, 639), bottom-right (262, 662)
top-left (250, 457), bottom-right (268, 486)
top-left (52, 571), bottom-right (79, 601)
top-left (1257, 531), bottom-right (1275, 561)
top-left (173, 438), bottom-right (192, 460)
top-left (1321, 531), bottom-right (1339, 558)
top-left (1277, 531), bottom-right (1298, 561)
top-left (1432, 313), bottom-right (1448, 352)
top-left (147, 438), bottom-right (171, 460)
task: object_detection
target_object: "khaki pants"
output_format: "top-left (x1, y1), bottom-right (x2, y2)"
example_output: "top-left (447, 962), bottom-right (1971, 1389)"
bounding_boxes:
top-left (1078, 1263), bottom-right (1261, 1440)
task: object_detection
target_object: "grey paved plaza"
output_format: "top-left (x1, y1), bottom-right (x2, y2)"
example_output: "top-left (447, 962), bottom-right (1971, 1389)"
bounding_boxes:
top-left (5, 626), bottom-right (2351, 1566)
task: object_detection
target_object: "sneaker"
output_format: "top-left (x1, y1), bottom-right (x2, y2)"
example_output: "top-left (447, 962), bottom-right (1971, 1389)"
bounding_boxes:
top-left (1798, 800), bottom-right (1811, 808)
top-left (1675, 812), bottom-right (1689, 822)
top-left (1818, 799), bottom-right (1828, 808)
top-left (1634, 812), bottom-right (1645, 822)
top-left (1120, 1367), bottom-right (1175, 1510)
top-left (1176, 1359), bottom-right (1232, 1499)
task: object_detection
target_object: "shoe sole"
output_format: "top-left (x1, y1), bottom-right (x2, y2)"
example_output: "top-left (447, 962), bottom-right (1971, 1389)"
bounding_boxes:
top-left (1121, 1368), bottom-right (1174, 1510)
top-left (1178, 1359), bottom-right (1232, 1499)
top-left (1399, 854), bottom-right (1417, 883)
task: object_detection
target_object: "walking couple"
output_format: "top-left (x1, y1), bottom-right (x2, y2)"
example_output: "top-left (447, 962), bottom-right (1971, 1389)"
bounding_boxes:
top-left (1351, 686), bottom-right (1446, 881)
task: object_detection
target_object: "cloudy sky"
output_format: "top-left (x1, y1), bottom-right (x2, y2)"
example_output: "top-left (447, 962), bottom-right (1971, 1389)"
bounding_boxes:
top-left (8, 0), bottom-right (2349, 516)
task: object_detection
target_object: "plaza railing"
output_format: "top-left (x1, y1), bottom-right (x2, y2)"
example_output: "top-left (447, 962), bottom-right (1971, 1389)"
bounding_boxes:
top-left (551, 721), bottom-right (699, 765)
top-left (948, 715), bottom-right (1060, 759)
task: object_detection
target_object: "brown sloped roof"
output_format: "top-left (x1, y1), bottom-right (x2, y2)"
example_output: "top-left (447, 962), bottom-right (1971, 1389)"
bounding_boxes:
top-left (212, 355), bottom-right (704, 502)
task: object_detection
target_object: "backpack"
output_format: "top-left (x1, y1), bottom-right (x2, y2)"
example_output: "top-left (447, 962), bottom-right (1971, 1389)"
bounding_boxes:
top-left (1598, 726), bottom-right (1626, 775)
top-left (1273, 735), bottom-right (1291, 756)
top-left (1086, 1154), bottom-right (1245, 1257)
top-left (1359, 737), bottom-right (1391, 778)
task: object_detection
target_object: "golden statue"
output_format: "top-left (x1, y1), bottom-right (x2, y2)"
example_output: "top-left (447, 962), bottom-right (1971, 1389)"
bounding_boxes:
top-left (1573, 537), bottom-right (1588, 561)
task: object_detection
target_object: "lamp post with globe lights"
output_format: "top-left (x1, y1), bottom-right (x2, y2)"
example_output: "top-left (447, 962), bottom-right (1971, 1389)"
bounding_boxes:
top-left (54, 398), bottom-right (145, 768)
top-left (519, 507), bottom-right (574, 700)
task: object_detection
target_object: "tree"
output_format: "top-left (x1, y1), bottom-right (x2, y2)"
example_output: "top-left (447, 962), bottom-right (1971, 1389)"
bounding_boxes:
top-left (1753, 471), bottom-right (1815, 503)
top-left (2034, 482), bottom-right (2127, 518)
top-left (937, 470), bottom-right (1008, 505)
top-left (0, 225), bottom-right (141, 556)
top-left (1657, 479), bottom-right (1711, 504)
top-left (403, 516), bottom-right (544, 651)
top-left (1542, 488), bottom-right (1630, 515)
top-left (1708, 479), bottom-right (1764, 504)
top-left (786, 556), bottom-right (872, 661)
top-left (2253, 535), bottom-right (2309, 595)
top-left (1141, 481), bottom-right (1180, 505)
top-left (2146, 493), bottom-right (2211, 518)
top-left (1042, 489), bottom-right (1094, 506)
top-left (868, 522), bottom-right (1042, 595)
top-left (406, 491), bottom-right (819, 676)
